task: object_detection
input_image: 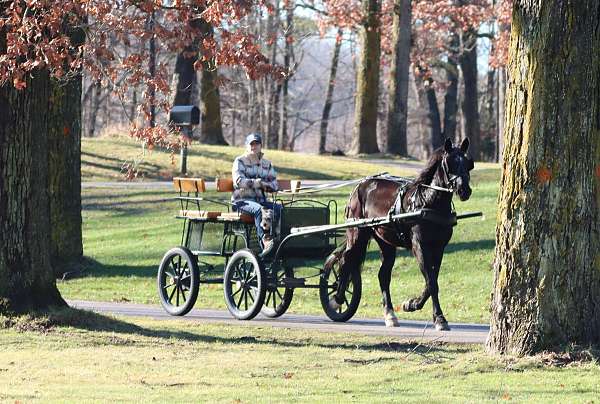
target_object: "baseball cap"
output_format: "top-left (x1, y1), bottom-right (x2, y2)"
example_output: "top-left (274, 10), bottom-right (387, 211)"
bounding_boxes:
top-left (245, 133), bottom-right (263, 145)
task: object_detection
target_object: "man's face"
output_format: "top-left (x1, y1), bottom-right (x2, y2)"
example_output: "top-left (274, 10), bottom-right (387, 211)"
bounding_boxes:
top-left (249, 140), bottom-right (262, 154)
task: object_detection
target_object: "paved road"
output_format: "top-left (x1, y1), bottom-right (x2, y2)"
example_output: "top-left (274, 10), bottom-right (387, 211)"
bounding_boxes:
top-left (69, 300), bottom-right (489, 344)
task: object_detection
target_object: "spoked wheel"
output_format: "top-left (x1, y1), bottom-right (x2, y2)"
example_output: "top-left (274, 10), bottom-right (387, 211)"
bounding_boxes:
top-left (157, 247), bottom-right (200, 316)
top-left (319, 253), bottom-right (362, 322)
top-left (261, 265), bottom-right (294, 318)
top-left (223, 249), bottom-right (266, 320)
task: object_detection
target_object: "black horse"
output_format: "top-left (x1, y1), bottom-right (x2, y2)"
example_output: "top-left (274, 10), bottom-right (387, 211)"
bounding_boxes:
top-left (329, 138), bottom-right (474, 331)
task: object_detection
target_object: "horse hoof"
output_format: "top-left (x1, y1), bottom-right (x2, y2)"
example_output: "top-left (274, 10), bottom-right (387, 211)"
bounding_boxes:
top-left (402, 300), bottom-right (416, 312)
top-left (383, 309), bottom-right (400, 327)
top-left (434, 318), bottom-right (451, 331)
top-left (329, 297), bottom-right (341, 310)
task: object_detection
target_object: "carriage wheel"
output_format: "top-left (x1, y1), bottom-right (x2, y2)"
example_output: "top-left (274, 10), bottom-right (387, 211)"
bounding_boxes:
top-left (223, 249), bottom-right (266, 320)
top-left (157, 247), bottom-right (200, 316)
top-left (261, 265), bottom-right (294, 318)
top-left (319, 253), bottom-right (362, 322)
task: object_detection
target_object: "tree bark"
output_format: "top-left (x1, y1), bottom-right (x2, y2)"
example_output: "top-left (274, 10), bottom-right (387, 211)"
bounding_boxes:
top-left (386, 0), bottom-right (411, 156)
top-left (48, 79), bottom-right (83, 278)
top-left (47, 24), bottom-right (85, 278)
top-left (0, 62), bottom-right (66, 312)
top-left (487, 0), bottom-right (600, 355)
top-left (496, 67), bottom-right (506, 163)
top-left (350, 0), bottom-right (381, 155)
top-left (459, 29), bottom-right (481, 159)
top-left (319, 28), bottom-right (343, 154)
top-left (195, 18), bottom-right (227, 145)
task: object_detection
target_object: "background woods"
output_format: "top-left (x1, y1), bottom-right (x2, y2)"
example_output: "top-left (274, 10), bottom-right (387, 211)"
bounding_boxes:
top-left (69, 0), bottom-right (511, 160)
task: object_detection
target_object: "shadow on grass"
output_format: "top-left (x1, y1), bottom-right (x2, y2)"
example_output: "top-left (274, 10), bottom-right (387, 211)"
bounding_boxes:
top-left (61, 257), bottom-right (157, 280)
top-left (35, 306), bottom-right (469, 356)
top-left (82, 151), bottom-right (172, 181)
top-left (363, 238), bottom-right (495, 263)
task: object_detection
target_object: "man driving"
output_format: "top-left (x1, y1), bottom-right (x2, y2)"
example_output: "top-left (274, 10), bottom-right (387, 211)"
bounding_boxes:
top-left (232, 133), bottom-right (280, 254)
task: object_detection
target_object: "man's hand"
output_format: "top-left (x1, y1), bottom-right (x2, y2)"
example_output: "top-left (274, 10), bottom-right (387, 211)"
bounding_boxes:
top-left (252, 178), bottom-right (263, 189)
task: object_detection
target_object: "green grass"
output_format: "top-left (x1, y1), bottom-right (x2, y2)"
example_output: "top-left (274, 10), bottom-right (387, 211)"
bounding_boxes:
top-left (1, 309), bottom-right (599, 402)
top-left (81, 134), bottom-right (422, 182)
top-left (60, 162), bottom-right (498, 324)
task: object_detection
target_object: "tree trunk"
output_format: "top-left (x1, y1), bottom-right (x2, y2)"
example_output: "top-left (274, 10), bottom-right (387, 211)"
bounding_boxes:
top-left (199, 63), bottom-right (227, 145)
top-left (48, 78), bottom-right (83, 277)
top-left (88, 80), bottom-right (102, 137)
top-left (414, 71), bottom-right (443, 156)
top-left (487, 0), bottom-right (600, 356)
top-left (386, 0), bottom-right (411, 156)
top-left (0, 63), bottom-right (66, 312)
top-left (350, 0), bottom-right (381, 155)
top-left (47, 25), bottom-right (85, 278)
top-left (496, 67), bottom-right (506, 163)
top-left (264, 1), bottom-right (280, 149)
top-left (195, 18), bottom-right (227, 145)
top-left (278, 0), bottom-right (294, 150)
top-left (443, 34), bottom-right (459, 142)
top-left (146, 11), bottom-right (157, 128)
top-left (319, 28), bottom-right (343, 154)
top-left (459, 30), bottom-right (481, 159)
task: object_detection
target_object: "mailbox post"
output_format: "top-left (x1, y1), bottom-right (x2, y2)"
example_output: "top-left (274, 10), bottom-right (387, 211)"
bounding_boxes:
top-left (169, 105), bottom-right (200, 174)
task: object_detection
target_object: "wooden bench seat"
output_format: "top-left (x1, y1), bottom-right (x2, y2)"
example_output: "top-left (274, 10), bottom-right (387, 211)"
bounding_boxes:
top-left (177, 209), bottom-right (254, 224)
top-left (173, 177), bottom-right (300, 224)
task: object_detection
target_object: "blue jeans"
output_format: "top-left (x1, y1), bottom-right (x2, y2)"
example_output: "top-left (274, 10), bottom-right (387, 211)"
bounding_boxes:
top-left (233, 200), bottom-right (281, 241)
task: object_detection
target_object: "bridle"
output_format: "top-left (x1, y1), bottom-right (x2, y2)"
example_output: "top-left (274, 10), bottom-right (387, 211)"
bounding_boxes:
top-left (419, 152), bottom-right (462, 194)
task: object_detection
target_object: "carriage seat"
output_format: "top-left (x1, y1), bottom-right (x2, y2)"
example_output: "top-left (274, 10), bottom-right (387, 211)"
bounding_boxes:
top-left (172, 177), bottom-right (250, 222)
top-left (173, 177), bottom-right (301, 224)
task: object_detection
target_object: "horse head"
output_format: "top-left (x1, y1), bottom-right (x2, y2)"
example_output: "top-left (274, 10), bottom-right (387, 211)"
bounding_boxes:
top-left (442, 138), bottom-right (474, 201)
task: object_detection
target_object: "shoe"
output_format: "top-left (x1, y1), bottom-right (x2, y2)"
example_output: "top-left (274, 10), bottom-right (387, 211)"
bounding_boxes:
top-left (260, 237), bottom-right (275, 257)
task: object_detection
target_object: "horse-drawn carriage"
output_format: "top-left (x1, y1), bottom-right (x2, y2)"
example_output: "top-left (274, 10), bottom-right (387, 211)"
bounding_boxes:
top-left (157, 138), bottom-right (481, 328)
top-left (157, 176), bottom-right (365, 321)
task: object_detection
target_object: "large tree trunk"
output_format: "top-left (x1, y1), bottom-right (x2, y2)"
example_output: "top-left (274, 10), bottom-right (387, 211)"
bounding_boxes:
top-left (487, 0), bottom-right (600, 356)
top-left (199, 64), bottom-right (226, 145)
top-left (459, 30), bottom-right (481, 159)
top-left (0, 64), bottom-right (66, 311)
top-left (350, 0), bottom-right (381, 155)
top-left (319, 28), bottom-right (343, 154)
top-left (385, 0), bottom-right (411, 156)
top-left (47, 25), bottom-right (85, 278)
top-left (197, 19), bottom-right (227, 145)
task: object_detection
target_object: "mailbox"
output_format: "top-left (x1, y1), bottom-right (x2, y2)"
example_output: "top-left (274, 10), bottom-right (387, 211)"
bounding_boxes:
top-left (169, 105), bottom-right (200, 126)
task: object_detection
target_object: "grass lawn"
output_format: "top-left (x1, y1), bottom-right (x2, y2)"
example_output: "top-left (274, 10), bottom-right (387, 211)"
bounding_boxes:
top-left (60, 142), bottom-right (499, 324)
top-left (1, 309), bottom-right (599, 402)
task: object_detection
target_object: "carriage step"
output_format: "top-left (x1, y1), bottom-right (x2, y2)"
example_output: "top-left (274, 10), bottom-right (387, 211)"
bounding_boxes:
top-left (283, 277), bottom-right (305, 287)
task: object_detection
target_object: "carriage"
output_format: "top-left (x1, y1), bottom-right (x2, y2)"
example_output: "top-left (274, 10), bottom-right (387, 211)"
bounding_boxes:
top-left (157, 174), bottom-right (481, 322)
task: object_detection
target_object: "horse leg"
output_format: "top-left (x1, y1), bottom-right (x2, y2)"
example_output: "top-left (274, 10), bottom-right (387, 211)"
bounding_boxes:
top-left (373, 236), bottom-right (399, 327)
top-left (402, 240), bottom-right (431, 312)
top-left (406, 241), bottom-right (450, 331)
top-left (428, 243), bottom-right (450, 331)
top-left (330, 228), bottom-right (370, 309)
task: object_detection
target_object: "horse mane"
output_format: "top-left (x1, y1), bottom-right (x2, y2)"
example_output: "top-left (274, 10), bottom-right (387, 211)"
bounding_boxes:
top-left (414, 147), bottom-right (444, 185)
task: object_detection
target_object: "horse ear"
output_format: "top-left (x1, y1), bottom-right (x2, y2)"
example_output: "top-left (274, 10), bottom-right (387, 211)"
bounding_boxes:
top-left (444, 138), bottom-right (453, 153)
top-left (460, 137), bottom-right (470, 153)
